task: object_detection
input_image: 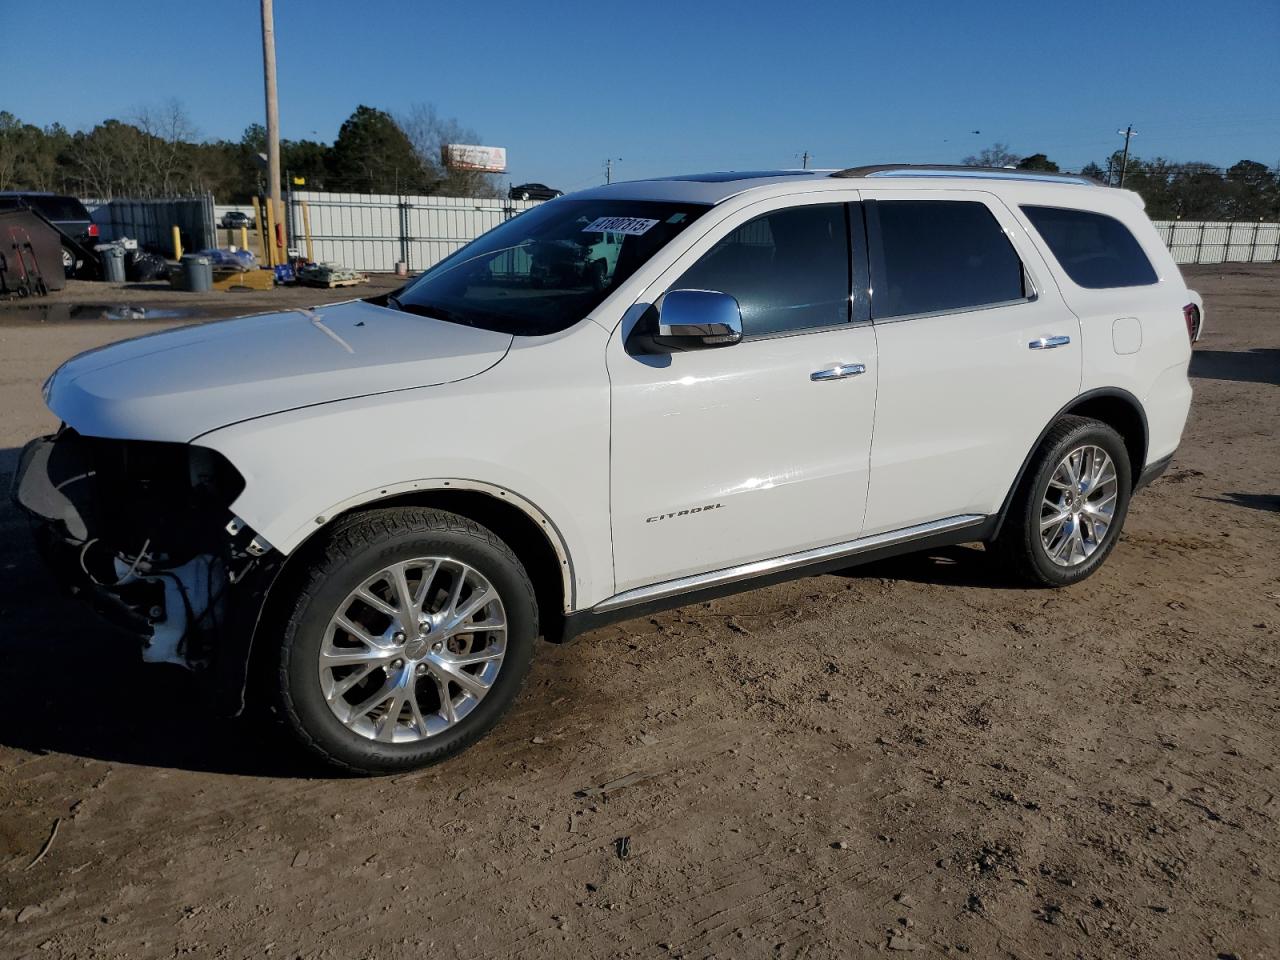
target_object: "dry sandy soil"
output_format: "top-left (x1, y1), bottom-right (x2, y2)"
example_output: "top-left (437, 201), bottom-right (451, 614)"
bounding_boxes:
top-left (0, 267), bottom-right (1277, 959)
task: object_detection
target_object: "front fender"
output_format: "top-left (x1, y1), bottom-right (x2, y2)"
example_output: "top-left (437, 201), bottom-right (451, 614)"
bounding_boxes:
top-left (197, 322), bottom-right (613, 611)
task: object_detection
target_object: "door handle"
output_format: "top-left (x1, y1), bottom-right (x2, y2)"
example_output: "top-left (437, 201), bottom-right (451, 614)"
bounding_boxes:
top-left (1029, 335), bottom-right (1071, 350)
top-left (810, 362), bottom-right (866, 382)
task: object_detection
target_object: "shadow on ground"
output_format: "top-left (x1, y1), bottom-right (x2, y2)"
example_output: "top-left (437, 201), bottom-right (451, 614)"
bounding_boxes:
top-left (842, 544), bottom-right (1027, 590)
top-left (1205, 492), bottom-right (1280, 513)
top-left (1190, 348), bottom-right (1280, 386)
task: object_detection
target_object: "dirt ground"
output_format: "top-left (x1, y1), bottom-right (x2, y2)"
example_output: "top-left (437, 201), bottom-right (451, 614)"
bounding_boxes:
top-left (0, 266), bottom-right (1276, 959)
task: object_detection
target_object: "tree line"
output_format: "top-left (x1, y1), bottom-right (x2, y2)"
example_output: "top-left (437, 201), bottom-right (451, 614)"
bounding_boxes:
top-left (964, 143), bottom-right (1280, 221)
top-left (0, 101), bottom-right (502, 201)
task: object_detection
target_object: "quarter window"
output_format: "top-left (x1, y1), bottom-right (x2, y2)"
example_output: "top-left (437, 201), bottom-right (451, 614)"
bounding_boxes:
top-left (1021, 205), bottom-right (1157, 289)
top-left (869, 200), bottom-right (1027, 319)
top-left (672, 204), bottom-right (852, 337)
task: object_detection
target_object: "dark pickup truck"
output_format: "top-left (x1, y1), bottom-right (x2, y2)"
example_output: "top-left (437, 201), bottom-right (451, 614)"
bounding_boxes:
top-left (0, 192), bottom-right (99, 277)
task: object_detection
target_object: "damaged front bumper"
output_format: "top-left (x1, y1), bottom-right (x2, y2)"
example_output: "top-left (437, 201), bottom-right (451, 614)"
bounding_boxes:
top-left (10, 429), bottom-right (282, 713)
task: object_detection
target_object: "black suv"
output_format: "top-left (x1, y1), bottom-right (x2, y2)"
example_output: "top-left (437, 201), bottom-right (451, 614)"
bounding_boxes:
top-left (0, 192), bottom-right (99, 278)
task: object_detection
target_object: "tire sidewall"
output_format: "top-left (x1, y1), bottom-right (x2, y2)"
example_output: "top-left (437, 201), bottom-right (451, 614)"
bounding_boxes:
top-left (1021, 422), bottom-right (1133, 586)
top-left (281, 522), bottom-right (536, 773)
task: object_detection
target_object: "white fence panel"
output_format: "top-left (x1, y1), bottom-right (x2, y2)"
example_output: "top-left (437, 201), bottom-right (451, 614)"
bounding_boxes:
top-left (1152, 220), bottom-right (1280, 264)
top-left (273, 194), bottom-right (1280, 272)
top-left (289, 191), bottom-right (540, 272)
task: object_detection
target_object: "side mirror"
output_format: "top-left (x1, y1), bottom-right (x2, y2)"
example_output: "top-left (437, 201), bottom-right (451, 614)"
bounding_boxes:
top-left (652, 289), bottom-right (743, 350)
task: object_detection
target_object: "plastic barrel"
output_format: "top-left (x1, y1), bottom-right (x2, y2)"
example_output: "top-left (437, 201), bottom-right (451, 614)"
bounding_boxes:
top-left (182, 254), bottom-right (213, 293)
top-left (100, 245), bottom-right (126, 283)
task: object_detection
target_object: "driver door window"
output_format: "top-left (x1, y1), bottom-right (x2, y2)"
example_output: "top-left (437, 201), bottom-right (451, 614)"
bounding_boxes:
top-left (672, 203), bottom-right (855, 337)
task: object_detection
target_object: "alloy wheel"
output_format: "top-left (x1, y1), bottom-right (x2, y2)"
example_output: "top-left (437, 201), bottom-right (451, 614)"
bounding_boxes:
top-left (1040, 445), bottom-right (1120, 567)
top-left (318, 557), bottom-right (507, 743)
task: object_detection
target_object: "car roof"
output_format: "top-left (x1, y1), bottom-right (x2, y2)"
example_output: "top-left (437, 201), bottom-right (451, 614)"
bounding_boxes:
top-left (567, 166), bottom-right (1113, 206)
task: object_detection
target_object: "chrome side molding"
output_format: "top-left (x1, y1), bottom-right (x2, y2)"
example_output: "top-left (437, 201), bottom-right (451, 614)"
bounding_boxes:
top-left (592, 514), bottom-right (986, 613)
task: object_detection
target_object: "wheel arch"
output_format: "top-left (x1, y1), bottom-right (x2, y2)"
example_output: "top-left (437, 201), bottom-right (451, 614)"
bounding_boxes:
top-left (220, 482), bottom-right (575, 717)
top-left (990, 387), bottom-right (1148, 540)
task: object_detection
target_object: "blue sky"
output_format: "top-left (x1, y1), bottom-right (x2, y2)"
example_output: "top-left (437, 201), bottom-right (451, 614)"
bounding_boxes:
top-left (6, 0), bottom-right (1279, 189)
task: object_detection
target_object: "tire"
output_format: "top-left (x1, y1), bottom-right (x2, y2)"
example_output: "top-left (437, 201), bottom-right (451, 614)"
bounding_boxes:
top-left (61, 246), bottom-right (77, 279)
top-left (994, 415), bottom-right (1133, 587)
top-left (275, 507), bottom-right (538, 774)
top-left (519, 191), bottom-right (530, 200)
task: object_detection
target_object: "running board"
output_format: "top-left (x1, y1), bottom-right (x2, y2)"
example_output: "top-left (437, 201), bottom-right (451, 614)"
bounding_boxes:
top-left (593, 514), bottom-right (987, 615)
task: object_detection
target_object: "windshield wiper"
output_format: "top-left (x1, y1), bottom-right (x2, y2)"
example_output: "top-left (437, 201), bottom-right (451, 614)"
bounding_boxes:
top-left (385, 294), bottom-right (404, 311)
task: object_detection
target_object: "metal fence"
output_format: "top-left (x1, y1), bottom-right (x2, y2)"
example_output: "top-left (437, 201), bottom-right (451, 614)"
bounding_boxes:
top-left (1152, 220), bottom-right (1280, 264)
top-left (82, 194), bottom-right (216, 254)
top-left (287, 191), bottom-right (541, 273)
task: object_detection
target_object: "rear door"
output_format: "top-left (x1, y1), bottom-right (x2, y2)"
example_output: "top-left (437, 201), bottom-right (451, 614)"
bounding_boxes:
top-left (860, 190), bottom-right (1081, 533)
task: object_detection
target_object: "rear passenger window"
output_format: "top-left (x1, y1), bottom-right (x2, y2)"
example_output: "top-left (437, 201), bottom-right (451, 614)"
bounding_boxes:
top-left (673, 204), bottom-right (851, 337)
top-left (869, 200), bottom-right (1027, 319)
top-left (1021, 205), bottom-right (1157, 289)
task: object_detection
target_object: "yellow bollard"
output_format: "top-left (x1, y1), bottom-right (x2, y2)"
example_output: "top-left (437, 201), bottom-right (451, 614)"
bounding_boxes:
top-left (171, 225), bottom-right (182, 261)
top-left (301, 200), bottom-right (314, 262)
top-left (240, 225), bottom-right (249, 251)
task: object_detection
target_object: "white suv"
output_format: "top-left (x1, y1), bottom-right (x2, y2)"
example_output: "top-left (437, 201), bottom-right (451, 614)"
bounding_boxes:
top-left (13, 166), bottom-right (1202, 773)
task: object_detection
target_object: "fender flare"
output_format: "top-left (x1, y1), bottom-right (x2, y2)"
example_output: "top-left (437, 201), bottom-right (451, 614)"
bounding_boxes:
top-left (989, 387), bottom-right (1148, 540)
top-left (214, 478), bottom-right (578, 716)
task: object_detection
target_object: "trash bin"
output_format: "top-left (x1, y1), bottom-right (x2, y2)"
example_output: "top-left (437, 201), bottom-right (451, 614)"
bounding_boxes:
top-left (99, 245), bottom-right (126, 283)
top-left (182, 254), bottom-right (212, 293)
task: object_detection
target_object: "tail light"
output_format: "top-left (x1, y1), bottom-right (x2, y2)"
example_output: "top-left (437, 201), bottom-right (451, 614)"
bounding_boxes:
top-left (87, 223), bottom-right (99, 238)
top-left (1183, 303), bottom-right (1200, 343)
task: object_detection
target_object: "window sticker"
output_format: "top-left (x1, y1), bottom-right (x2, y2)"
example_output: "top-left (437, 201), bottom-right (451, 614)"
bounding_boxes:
top-left (581, 216), bottom-right (659, 236)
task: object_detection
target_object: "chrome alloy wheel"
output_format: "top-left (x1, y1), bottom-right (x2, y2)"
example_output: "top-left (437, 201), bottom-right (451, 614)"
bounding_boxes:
top-left (1040, 445), bottom-right (1120, 567)
top-left (318, 557), bottom-right (507, 743)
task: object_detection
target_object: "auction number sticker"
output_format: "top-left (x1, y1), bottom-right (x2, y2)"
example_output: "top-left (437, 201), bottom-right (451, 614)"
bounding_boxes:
top-left (581, 216), bottom-right (659, 236)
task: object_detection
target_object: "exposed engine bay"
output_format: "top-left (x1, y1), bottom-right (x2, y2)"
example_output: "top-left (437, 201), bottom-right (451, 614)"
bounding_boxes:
top-left (11, 428), bottom-right (274, 672)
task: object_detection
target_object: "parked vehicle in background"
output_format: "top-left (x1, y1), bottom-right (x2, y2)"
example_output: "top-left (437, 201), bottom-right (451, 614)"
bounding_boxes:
top-left (508, 183), bottom-right (562, 201)
top-left (13, 165), bottom-right (1201, 774)
top-left (0, 192), bottom-right (98, 277)
top-left (220, 210), bottom-right (255, 230)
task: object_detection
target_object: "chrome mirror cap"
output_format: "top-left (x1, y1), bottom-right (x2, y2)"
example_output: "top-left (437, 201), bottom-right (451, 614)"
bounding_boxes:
top-left (657, 289), bottom-right (743, 347)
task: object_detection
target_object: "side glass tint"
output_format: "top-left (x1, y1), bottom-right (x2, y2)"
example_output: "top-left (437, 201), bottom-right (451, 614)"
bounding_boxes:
top-left (673, 204), bottom-right (851, 337)
top-left (869, 200), bottom-right (1027, 319)
top-left (1021, 205), bottom-right (1158, 289)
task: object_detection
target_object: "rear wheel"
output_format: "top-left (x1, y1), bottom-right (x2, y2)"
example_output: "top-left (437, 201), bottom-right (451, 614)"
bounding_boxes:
top-left (275, 507), bottom-right (538, 774)
top-left (61, 246), bottom-right (77, 279)
top-left (994, 416), bottom-right (1133, 587)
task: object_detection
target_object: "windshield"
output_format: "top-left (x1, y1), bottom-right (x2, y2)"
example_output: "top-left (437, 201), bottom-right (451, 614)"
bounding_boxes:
top-left (388, 199), bottom-right (709, 336)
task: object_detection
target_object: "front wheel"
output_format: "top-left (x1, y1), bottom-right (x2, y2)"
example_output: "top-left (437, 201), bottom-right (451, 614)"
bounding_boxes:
top-left (275, 507), bottom-right (538, 774)
top-left (994, 415), bottom-right (1133, 587)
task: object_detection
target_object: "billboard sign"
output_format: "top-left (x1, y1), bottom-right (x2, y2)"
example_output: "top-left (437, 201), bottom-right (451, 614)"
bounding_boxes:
top-left (442, 144), bottom-right (508, 173)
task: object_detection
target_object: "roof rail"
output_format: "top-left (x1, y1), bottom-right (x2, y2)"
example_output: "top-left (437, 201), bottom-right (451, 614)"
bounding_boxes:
top-left (830, 164), bottom-right (1103, 186)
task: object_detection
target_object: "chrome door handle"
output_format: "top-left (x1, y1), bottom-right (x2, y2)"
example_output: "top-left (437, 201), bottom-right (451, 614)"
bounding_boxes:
top-left (811, 362), bottom-right (866, 382)
top-left (1029, 335), bottom-right (1071, 350)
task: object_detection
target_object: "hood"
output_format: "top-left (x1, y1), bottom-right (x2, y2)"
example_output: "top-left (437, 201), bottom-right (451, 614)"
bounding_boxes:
top-left (46, 300), bottom-right (512, 442)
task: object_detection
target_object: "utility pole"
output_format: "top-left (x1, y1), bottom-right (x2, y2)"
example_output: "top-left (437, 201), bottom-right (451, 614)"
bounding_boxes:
top-left (800, 151), bottom-right (811, 170)
top-left (261, 0), bottom-right (282, 260)
top-left (1116, 125), bottom-right (1137, 188)
top-left (605, 158), bottom-right (621, 184)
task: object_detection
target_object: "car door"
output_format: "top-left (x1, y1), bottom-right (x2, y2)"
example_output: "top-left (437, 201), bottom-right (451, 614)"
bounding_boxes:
top-left (859, 190), bottom-right (1082, 534)
top-left (606, 196), bottom-right (879, 595)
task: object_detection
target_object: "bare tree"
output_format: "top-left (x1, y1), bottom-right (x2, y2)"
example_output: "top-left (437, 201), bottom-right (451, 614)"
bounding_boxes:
top-left (962, 142), bottom-right (1020, 168)
top-left (134, 99), bottom-right (198, 195)
top-left (398, 103), bottom-right (501, 198)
